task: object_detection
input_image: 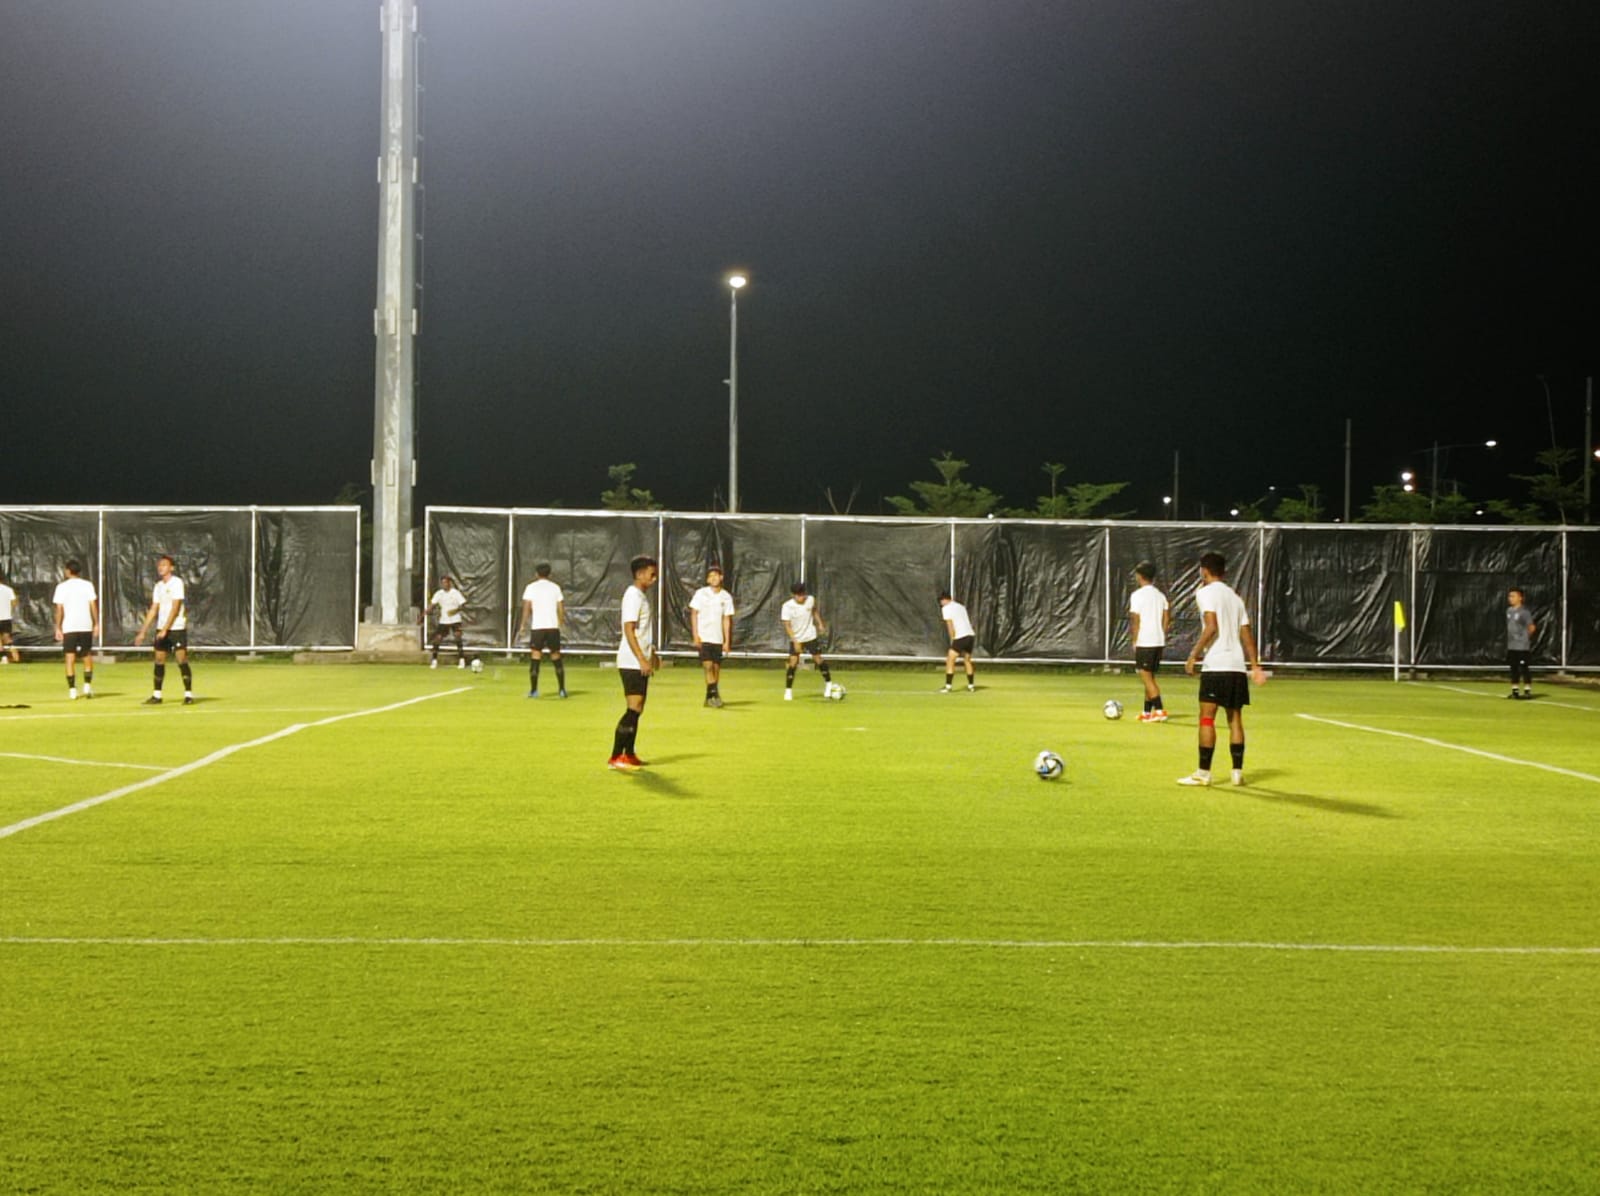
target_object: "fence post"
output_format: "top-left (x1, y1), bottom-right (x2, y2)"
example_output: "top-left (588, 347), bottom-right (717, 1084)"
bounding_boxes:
top-left (1102, 525), bottom-right (1112, 665)
top-left (249, 507), bottom-right (259, 651)
top-left (506, 512), bottom-right (516, 652)
top-left (1561, 529), bottom-right (1569, 673)
top-left (1408, 529), bottom-right (1419, 672)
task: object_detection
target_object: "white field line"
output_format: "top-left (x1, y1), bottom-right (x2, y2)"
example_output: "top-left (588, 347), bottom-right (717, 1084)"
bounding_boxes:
top-left (1297, 713), bottom-right (1600, 784)
top-left (0, 935), bottom-right (1596, 956)
top-left (0, 751), bottom-right (166, 772)
top-left (0, 707), bottom-right (358, 722)
top-left (1420, 682), bottom-right (1600, 713)
top-left (0, 688), bottom-right (471, 841)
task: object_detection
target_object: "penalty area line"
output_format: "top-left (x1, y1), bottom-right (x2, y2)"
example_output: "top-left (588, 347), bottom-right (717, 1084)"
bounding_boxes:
top-left (0, 935), bottom-right (1596, 956)
top-left (1418, 682), bottom-right (1600, 714)
top-left (1297, 713), bottom-right (1600, 784)
top-left (0, 751), bottom-right (167, 772)
top-left (0, 688), bottom-right (472, 842)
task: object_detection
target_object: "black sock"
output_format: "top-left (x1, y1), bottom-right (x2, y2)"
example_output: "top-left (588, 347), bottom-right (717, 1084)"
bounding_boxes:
top-left (1153, 696), bottom-right (1164, 711)
top-left (554, 659), bottom-right (565, 689)
top-left (1230, 743), bottom-right (1245, 769)
top-left (179, 662), bottom-right (193, 691)
top-left (819, 663), bottom-right (832, 682)
top-left (531, 658), bottom-right (541, 689)
top-left (1199, 745), bottom-right (1215, 771)
top-left (1144, 698), bottom-right (1153, 713)
top-left (66, 674), bottom-right (75, 692)
top-left (154, 664), bottom-right (166, 690)
top-left (85, 670), bottom-right (93, 685)
top-left (945, 672), bottom-right (954, 686)
top-left (706, 683), bottom-right (715, 699)
top-left (786, 665), bottom-right (796, 688)
top-left (612, 708), bottom-right (640, 757)
top-left (966, 669), bottom-right (975, 685)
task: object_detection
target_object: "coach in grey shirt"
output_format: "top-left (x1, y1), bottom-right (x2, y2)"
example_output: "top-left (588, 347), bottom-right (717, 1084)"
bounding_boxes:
top-left (1505, 587), bottom-right (1535, 699)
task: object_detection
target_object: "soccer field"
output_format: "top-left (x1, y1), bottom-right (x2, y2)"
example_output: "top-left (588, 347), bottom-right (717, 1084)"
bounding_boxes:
top-left (3, 660), bottom-right (1598, 1192)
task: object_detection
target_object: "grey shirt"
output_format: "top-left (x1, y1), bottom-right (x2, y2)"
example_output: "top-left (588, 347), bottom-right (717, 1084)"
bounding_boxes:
top-left (1506, 605), bottom-right (1534, 651)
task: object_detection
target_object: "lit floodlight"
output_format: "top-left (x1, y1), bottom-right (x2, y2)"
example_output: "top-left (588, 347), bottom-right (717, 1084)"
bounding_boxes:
top-left (1403, 483), bottom-right (1415, 492)
top-left (728, 273), bottom-right (748, 289)
top-left (1484, 439), bottom-right (1497, 448)
top-left (1230, 507), bottom-right (1240, 517)
top-left (1400, 471), bottom-right (1414, 482)
top-left (1162, 496), bottom-right (1172, 505)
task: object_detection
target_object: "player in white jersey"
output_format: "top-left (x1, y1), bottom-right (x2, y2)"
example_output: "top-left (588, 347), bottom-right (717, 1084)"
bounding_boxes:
top-left (52, 559), bottom-right (100, 699)
top-left (689, 564), bottom-right (736, 707)
top-left (938, 591), bottom-right (977, 692)
top-left (518, 563), bottom-right (567, 698)
top-left (780, 581), bottom-right (833, 701)
top-left (0, 573), bottom-right (19, 664)
top-left (1179, 552), bottom-right (1266, 787)
top-left (608, 556), bottom-right (658, 771)
top-left (133, 554), bottom-right (195, 704)
top-left (1128, 561), bottom-right (1171, 721)
top-left (428, 575), bottom-right (469, 669)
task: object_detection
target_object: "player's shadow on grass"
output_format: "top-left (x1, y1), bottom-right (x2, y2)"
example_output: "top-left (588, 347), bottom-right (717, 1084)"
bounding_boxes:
top-left (627, 770), bottom-right (696, 798)
top-left (1236, 770), bottom-right (1398, 819)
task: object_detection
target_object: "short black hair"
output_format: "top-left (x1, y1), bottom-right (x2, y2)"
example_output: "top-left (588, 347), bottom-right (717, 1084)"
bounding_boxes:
top-left (790, 581), bottom-right (807, 595)
top-left (630, 555), bottom-right (658, 576)
top-left (938, 590), bottom-right (952, 601)
top-left (535, 563), bottom-right (552, 578)
top-left (706, 563), bottom-right (723, 575)
top-left (1509, 586), bottom-right (1525, 599)
top-left (64, 559), bottom-right (82, 576)
top-left (1135, 560), bottom-right (1157, 582)
top-left (158, 554), bottom-right (175, 567)
top-left (1199, 552), bottom-right (1227, 577)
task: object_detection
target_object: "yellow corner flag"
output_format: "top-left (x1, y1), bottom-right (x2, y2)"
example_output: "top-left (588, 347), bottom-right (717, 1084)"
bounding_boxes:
top-left (1393, 601), bottom-right (1407, 631)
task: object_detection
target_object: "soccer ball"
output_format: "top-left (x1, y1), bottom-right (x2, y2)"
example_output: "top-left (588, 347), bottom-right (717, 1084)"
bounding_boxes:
top-left (1034, 750), bottom-right (1065, 781)
top-left (1102, 699), bottom-right (1123, 720)
top-left (470, 658), bottom-right (483, 674)
top-left (823, 681), bottom-right (847, 701)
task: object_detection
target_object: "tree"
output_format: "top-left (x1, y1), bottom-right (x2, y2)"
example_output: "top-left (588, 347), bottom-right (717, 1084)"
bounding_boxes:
top-left (1007, 478), bottom-right (1133, 520)
top-left (1505, 448), bottom-right (1584, 524)
top-left (1359, 484), bottom-right (1476, 523)
top-left (601, 463), bottom-right (662, 510)
top-left (886, 452), bottom-right (1002, 517)
top-left (1272, 484), bottom-right (1325, 523)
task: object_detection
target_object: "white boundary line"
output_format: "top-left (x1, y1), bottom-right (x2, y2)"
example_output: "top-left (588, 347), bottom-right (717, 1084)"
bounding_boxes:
top-left (1420, 682), bottom-right (1600, 713)
top-left (0, 689), bottom-right (471, 841)
top-left (0, 751), bottom-right (165, 772)
top-left (1297, 713), bottom-right (1600, 784)
top-left (0, 935), bottom-right (1595, 956)
top-left (0, 707), bottom-right (358, 722)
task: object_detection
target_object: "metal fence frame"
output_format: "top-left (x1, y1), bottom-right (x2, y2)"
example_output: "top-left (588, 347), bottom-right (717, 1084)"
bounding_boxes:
top-left (0, 505), bottom-right (362, 652)
top-left (425, 507), bottom-right (1600, 671)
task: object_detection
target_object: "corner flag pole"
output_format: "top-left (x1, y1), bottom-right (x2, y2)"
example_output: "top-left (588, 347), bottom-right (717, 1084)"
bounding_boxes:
top-left (1393, 600), bottom-right (1406, 682)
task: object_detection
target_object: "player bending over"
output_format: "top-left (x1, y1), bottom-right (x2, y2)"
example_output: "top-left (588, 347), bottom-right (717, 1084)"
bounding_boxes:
top-left (428, 575), bottom-right (469, 669)
top-left (519, 563), bottom-right (567, 698)
top-left (608, 556), bottom-right (658, 771)
top-left (1179, 552), bottom-right (1266, 787)
top-left (52, 560), bottom-right (99, 700)
top-left (939, 591), bottom-right (976, 692)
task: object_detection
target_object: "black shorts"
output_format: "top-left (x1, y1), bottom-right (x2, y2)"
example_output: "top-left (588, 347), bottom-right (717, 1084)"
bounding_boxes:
top-left (1197, 671), bottom-right (1250, 709)
top-left (529, 629), bottom-right (561, 653)
top-left (154, 629), bottom-right (189, 654)
top-left (950, 635), bottom-right (976, 654)
top-left (618, 668), bottom-right (650, 698)
top-left (788, 638), bottom-right (822, 658)
top-left (62, 631), bottom-right (94, 655)
top-left (0, 620), bottom-right (12, 636)
top-left (1134, 646), bottom-right (1163, 674)
top-left (697, 642), bottom-right (724, 663)
top-left (432, 622), bottom-right (464, 643)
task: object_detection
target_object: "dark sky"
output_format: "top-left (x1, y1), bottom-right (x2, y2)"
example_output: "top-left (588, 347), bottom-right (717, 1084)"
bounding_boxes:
top-left (2, 0), bottom-right (1595, 519)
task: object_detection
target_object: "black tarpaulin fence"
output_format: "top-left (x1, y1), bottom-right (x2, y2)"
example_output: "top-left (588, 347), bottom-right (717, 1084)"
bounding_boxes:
top-left (0, 507), bottom-right (359, 649)
top-left (425, 508), bottom-right (1600, 670)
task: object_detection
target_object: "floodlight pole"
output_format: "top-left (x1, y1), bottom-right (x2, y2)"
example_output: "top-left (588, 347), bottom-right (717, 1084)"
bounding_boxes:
top-left (726, 274), bottom-right (747, 513)
top-left (1343, 417), bottom-right (1352, 522)
top-left (1585, 376), bottom-right (1593, 523)
top-left (370, 0), bottom-right (420, 631)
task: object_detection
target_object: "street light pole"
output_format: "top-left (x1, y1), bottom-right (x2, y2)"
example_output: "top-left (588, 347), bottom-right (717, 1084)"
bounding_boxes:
top-left (1343, 417), bottom-right (1352, 522)
top-left (1585, 376), bottom-right (1593, 523)
top-left (726, 273), bottom-right (746, 513)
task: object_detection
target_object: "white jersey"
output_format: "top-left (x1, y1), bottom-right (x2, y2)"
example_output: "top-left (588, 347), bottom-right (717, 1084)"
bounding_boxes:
top-left (942, 600), bottom-right (974, 641)
top-left (1129, 584), bottom-right (1168, 647)
top-left (0, 583), bottom-right (15, 621)
top-left (523, 578), bottom-right (564, 629)
top-left (780, 595), bottom-right (818, 643)
top-left (616, 584), bottom-right (654, 670)
top-left (53, 576), bottom-right (97, 633)
top-left (689, 586), bottom-right (735, 644)
top-left (432, 588), bottom-right (466, 625)
top-left (1195, 580), bottom-right (1250, 672)
top-left (153, 576), bottom-right (188, 631)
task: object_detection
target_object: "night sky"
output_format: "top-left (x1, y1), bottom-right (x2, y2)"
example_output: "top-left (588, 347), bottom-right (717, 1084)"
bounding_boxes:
top-left (2, 0), bottom-right (1595, 519)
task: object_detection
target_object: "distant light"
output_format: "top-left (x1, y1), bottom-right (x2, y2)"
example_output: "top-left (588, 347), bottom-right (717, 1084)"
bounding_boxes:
top-left (1594, 447), bottom-right (1600, 460)
top-left (728, 273), bottom-right (748, 289)
top-left (1484, 439), bottom-right (1497, 448)
top-left (1229, 507), bottom-right (1240, 517)
top-left (1400, 471), bottom-right (1414, 482)
top-left (1402, 483), bottom-right (1415, 493)
top-left (1162, 496), bottom-right (1172, 505)
top-left (1475, 509), bottom-right (1485, 516)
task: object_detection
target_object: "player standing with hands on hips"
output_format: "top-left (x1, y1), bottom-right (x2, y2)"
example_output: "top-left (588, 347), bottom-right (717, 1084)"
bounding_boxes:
top-left (608, 556), bottom-right (658, 772)
top-left (133, 554), bottom-right (195, 704)
top-left (1178, 552), bottom-right (1266, 787)
top-left (939, 591), bottom-right (977, 692)
top-left (53, 560), bottom-right (99, 700)
top-left (689, 564), bottom-right (735, 707)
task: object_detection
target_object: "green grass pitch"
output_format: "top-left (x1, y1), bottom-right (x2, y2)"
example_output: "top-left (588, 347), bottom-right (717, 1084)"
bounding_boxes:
top-left (3, 657), bottom-right (1598, 1192)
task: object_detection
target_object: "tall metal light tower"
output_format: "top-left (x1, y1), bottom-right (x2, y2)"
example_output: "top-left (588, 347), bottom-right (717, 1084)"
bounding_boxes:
top-left (368, 0), bottom-right (420, 636)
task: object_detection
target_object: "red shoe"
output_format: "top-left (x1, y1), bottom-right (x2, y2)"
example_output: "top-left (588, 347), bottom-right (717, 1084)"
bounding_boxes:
top-left (607, 755), bottom-right (640, 772)
top-left (1150, 710), bottom-right (1169, 722)
top-left (622, 752), bottom-right (648, 767)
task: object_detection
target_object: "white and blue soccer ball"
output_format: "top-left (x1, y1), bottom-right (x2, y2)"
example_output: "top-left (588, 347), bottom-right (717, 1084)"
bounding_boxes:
top-left (823, 681), bottom-right (847, 701)
top-left (1034, 749), bottom-right (1065, 780)
top-left (471, 658), bottom-right (483, 674)
top-left (1102, 699), bottom-right (1123, 720)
